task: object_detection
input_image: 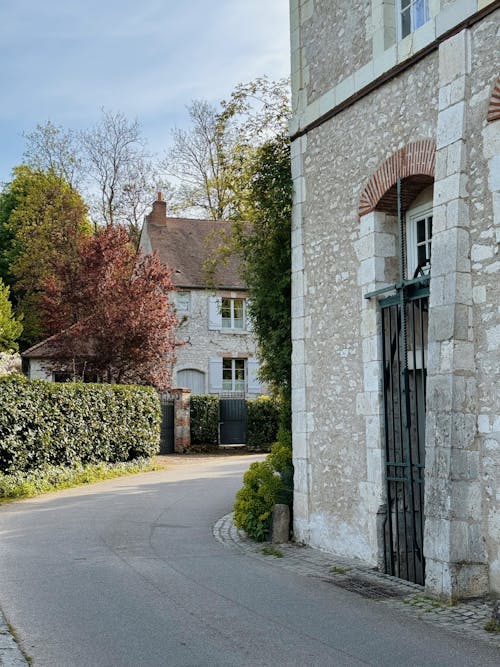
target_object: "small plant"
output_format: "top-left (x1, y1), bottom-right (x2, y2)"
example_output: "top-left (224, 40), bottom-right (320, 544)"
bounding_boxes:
top-left (484, 619), bottom-right (500, 633)
top-left (330, 566), bottom-right (351, 575)
top-left (233, 428), bottom-right (293, 541)
top-left (261, 546), bottom-right (283, 558)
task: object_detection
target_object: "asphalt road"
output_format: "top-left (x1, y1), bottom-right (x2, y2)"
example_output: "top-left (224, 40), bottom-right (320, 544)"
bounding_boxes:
top-left (0, 454), bottom-right (498, 667)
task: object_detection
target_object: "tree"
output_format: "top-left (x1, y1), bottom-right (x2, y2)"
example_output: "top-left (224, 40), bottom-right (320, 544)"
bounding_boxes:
top-left (233, 133), bottom-right (292, 399)
top-left (0, 279), bottom-right (22, 352)
top-left (80, 109), bottom-right (163, 241)
top-left (23, 121), bottom-right (83, 188)
top-left (165, 77), bottom-right (290, 219)
top-left (0, 166), bottom-right (91, 346)
top-left (42, 225), bottom-right (177, 389)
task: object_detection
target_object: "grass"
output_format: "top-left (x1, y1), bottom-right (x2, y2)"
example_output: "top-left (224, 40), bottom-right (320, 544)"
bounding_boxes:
top-left (0, 458), bottom-right (160, 503)
top-left (484, 619), bottom-right (500, 633)
top-left (261, 546), bottom-right (284, 558)
top-left (330, 566), bottom-right (351, 575)
top-left (6, 619), bottom-right (33, 665)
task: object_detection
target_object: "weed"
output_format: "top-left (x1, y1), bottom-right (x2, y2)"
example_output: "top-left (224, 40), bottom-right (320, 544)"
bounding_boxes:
top-left (484, 619), bottom-right (500, 633)
top-left (261, 546), bottom-right (284, 558)
top-left (330, 566), bottom-right (351, 575)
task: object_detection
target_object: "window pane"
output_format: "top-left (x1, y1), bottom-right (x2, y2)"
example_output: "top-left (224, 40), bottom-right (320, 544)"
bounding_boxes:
top-left (416, 218), bottom-right (426, 243)
top-left (427, 216), bottom-right (433, 240)
top-left (413, 0), bottom-right (428, 30)
top-left (233, 299), bottom-right (244, 318)
top-left (417, 244), bottom-right (426, 267)
top-left (401, 7), bottom-right (411, 37)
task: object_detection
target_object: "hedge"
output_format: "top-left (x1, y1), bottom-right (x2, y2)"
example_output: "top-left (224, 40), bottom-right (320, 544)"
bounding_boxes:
top-left (0, 375), bottom-right (161, 474)
top-left (190, 394), bottom-right (219, 447)
top-left (246, 396), bottom-right (280, 452)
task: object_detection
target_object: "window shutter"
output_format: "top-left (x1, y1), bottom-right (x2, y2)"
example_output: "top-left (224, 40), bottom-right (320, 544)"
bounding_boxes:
top-left (247, 359), bottom-right (261, 394)
top-left (208, 357), bottom-right (223, 393)
top-left (208, 295), bottom-right (222, 330)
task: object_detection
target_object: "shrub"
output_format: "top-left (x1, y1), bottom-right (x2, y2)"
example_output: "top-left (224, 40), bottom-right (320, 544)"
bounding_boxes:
top-left (0, 375), bottom-right (161, 474)
top-left (233, 427), bottom-right (293, 541)
top-left (190, 394), bottom-right (219, 448)
top-left (246, 395), bottom-right (280, 452)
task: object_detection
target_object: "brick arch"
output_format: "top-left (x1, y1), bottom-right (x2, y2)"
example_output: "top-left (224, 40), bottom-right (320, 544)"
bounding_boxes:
top-left (487, 77), bottom-right (500, 122)
top-left (359, 140), bottom-right (436, 217)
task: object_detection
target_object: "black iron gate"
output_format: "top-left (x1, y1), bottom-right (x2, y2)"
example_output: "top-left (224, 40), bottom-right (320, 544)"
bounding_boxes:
top-left (159, 393), bottom-right (174, 454)
top-left (219, 397), bottom-right (247, 445)
top-left (380, 283), bottom-right (429, 585)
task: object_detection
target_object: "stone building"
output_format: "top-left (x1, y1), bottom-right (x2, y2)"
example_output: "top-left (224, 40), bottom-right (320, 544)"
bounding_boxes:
top-left (139, 194), bottom-right (264, 397)
top-left (289, 0), bottom-right (499, 600)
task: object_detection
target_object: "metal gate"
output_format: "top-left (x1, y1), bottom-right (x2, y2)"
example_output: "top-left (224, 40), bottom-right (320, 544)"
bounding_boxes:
top-left (380, 283), bottom-right (429, 584)
top-left (159, 393), bottom-right (174, 454)
top-left (219, 397), bottom-right (247, 445)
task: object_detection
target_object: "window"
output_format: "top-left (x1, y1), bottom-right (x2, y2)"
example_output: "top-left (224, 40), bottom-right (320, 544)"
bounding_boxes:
top-left (221, 298), bottom-right (244, 330)
top-left (173, 291), bottom-right (190, 313)
top-left (398, 0), bottom-right (429, 39)
top-left (406, 204), bottom-right (433, 279)
top-left (222, 358), bottom-right (246, 392)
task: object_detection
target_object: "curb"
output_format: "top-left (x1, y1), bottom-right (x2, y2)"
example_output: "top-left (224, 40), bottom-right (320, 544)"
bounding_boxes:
top-left (0, 611), bottom-right (28, 667)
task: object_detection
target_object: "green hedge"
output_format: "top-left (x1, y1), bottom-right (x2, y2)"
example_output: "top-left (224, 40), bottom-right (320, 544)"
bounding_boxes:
top-left (189, 394), bottom-right (219, 447)
top-left (0, 375), bottom-right (161, 474)
top-left (246, 396), bottom-right (280, 452)
top-left (233, 428), bottom-right (293, 541)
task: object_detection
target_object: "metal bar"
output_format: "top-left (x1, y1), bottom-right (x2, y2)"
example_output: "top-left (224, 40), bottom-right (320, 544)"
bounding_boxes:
top-left (364, 275), bottom-right (430, 300)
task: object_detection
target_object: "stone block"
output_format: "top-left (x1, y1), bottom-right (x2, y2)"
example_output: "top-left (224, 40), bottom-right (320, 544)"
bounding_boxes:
top-left (482, 122), bottom-right (500, 160)
top-left (450, 448), bottom-right (480, 480)
top-left (433, 172), bottom-right (468, 207)
top-left (271, 504), bottom-right (290, 543)
top-left (436, 102), bottom-right (466, 149)
top-left (488, 155), bottom-right (500, 192)
top-left (424, 517), bottom-right (451, 561)
top-left (450, 412), bottom-right (477, 449)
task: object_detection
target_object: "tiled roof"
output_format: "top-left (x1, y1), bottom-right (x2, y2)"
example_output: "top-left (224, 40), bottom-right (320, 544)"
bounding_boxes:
top-left (142, 197), bottom-right (246, 290)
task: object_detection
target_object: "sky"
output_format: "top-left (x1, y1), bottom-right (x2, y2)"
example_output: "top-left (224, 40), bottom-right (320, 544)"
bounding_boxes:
top-left (0, 0), bottom-right (291, 184)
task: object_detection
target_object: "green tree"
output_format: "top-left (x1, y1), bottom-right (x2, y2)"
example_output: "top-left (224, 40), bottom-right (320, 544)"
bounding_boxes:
top-left (0, 279), bottom-right (22, 351)
top-left (233, 133), bottom-right (292, 399)
top-left (0, 166), bottom-right (91, 346)
top-left (165, 77), bottom-right (290, 220)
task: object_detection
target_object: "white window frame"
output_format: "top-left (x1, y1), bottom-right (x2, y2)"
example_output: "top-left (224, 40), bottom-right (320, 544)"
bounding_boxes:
top-left (396, 0), bottom-right (430, 40)
top-left (174, 291), bottom-right (190, 313)
top-left (221, 297), bottom-right (245, 330)
top-left (406, 201), bottom-right (433, 280)
top-left (222, 358), bottom-right (246, 393)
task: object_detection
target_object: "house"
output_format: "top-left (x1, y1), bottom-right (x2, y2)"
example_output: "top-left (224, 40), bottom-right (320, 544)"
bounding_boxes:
top-left (289, 0), bottom-right (499, 600)
top-left (138, 193), bottom-right (264, 397)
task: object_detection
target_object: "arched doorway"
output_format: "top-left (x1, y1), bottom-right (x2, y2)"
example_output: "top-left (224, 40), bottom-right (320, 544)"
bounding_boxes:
top-left (359, 141), bottom-right (435, 584)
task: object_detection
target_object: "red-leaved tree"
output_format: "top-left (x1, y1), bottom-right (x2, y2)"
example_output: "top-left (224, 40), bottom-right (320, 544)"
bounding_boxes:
top-left (42, 225), bottom-right (177, 389)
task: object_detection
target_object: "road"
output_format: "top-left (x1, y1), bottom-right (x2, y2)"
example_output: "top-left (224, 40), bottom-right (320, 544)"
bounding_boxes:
top-left (0, 454), bottom-right (498, 666)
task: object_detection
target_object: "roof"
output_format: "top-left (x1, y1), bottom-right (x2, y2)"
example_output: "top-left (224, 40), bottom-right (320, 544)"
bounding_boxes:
top-left (141, 197), bottom-right (246, 290)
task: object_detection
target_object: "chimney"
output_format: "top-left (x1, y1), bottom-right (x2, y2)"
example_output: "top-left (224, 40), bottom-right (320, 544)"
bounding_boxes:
top-left (146, 191), bottom-right (167, 225)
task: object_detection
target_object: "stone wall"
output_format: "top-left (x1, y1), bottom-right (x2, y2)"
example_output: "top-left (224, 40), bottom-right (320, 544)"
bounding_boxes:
top-left (174, 289), bottom-right (261, 395)
top-left (292, 53), bottom-right (439, 561)
top-left (291, 0), bottom-right (500, 598)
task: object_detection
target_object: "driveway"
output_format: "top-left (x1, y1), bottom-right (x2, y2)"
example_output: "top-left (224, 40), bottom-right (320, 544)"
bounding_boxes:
top-left (0, 454), bottom-right (498, 666)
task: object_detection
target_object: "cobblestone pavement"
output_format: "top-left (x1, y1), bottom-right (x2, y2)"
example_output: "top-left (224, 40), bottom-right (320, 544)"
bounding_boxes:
top-left (0, 611), bottom-right (27, 667)
top-left (214, 512), bottom-right (500, 650)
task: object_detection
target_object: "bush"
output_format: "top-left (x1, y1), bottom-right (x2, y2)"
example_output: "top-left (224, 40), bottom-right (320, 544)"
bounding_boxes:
top-left (190, 394), bottom-right (219, 448)
top-left (0, 375), bottom-right (161, 474)
top-left (246, 396), bottom-right (280, 452)
top-left (233, 427), bottom-right (293, 541)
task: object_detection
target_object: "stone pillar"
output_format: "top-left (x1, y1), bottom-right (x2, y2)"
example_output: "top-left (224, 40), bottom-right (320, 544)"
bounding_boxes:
top-left (355, 210), bottom-right (398, 564)
top-left (172, 388), bottom-right (191, 454)
top-left (424, 29), bottom-right (487, 600)
top-left (291, 133), bottom-right (312, 545)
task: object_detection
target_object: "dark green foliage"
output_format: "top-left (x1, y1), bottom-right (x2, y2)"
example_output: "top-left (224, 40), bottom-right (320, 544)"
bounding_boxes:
top-left (189, 394), bottom-right (219, 447)
top-left (0, 375), bottom-right (160, 474)
top-left (234, 134), bottom-right (292, 397)
top-left (233, 433), bottom-right (293, 541)
top-left (246, 396), bottom-right (280, 452)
